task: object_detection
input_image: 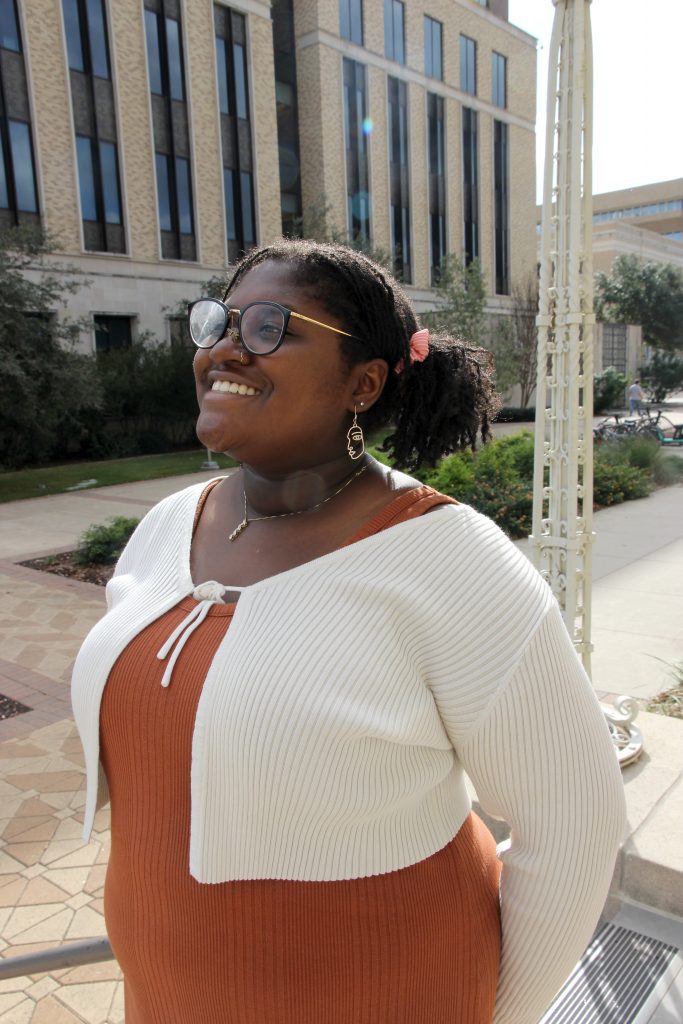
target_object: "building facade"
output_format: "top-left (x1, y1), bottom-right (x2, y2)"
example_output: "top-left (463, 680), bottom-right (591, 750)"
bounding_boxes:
top-left (4, 0), bottom-right (537, 351)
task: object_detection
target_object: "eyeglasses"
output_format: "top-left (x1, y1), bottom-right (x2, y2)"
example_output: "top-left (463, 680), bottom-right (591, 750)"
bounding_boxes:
top-left (188, 298), bottom-right (354, 356)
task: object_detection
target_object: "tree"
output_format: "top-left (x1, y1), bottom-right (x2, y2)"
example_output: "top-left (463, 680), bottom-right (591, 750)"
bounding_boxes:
top-left (488, 274), bottom-right (539, 406)
top-left (0, 226), bottom-right (101, 469)
top-left (423, 254), bottom-right (487, 347)
top-left (595, 255), bottom-right (683, 352)
top-left (639, 351), bottom-right (683, 403)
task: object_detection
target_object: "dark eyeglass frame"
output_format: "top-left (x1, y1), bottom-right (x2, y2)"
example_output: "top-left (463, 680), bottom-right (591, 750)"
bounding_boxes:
top-left (188, 298), bottom-right (354, 356)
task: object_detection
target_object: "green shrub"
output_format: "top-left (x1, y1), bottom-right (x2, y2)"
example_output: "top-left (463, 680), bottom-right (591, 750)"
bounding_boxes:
top-left (593, 452), bottom-right (651, 507)
top-left (74, 516), bottom-right (140, 565)
top-left (594, 366), bottom-right (628, 413)
top-left (493, 407), bottom-right (536, 423)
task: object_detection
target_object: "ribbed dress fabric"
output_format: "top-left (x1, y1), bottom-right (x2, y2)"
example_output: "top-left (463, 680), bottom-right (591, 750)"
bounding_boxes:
top-left (72, 479), bottom-right (627, 1024)
top-left (100, 488), bottom-right (501, 1023)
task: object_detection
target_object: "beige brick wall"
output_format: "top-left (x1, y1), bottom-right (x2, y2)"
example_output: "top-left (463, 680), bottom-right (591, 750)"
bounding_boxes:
top-left (296, 42), bottom-right (346, 232)
top-left (409, 86), bottom-right (429, 288)
top-left (368, 66), bottom-right (389, 251)
top-left (23, 0), bottom-right (80, 252)
top-left (109, 0), bottom-right (158, 263)
top-left (509, 122), bottom-right (537, 288)
top-left (184, 0), bottom-right (224, 267)
top-left (245, 13), bottom-right (282, 251)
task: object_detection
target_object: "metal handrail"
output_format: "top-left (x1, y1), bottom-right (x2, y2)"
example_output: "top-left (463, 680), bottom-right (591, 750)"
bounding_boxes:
top-left (0, 937), bottom-right (114, 980)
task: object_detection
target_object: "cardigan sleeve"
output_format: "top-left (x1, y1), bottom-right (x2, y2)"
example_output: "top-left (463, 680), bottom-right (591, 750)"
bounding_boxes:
top-left (457, 604), bottom-right (626, 1024)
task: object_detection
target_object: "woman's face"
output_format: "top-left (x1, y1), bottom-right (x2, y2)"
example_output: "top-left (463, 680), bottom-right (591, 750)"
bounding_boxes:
top-left (193, 261), bottom-right (359, 472)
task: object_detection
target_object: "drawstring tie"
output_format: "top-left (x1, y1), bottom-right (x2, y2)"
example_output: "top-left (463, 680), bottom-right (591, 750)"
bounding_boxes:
top-left (156, 581), bottom-right (243, 688)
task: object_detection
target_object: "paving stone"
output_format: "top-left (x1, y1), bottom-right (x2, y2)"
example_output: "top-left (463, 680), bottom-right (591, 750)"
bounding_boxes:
top-left (31, 995), bottom-right (85, 1023)
top-left (55, 980), bottom-right (118, 1024)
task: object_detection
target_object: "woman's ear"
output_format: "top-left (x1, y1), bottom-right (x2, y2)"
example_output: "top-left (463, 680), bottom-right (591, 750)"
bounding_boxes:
top-left (349, 359), bottom-right (389, 412)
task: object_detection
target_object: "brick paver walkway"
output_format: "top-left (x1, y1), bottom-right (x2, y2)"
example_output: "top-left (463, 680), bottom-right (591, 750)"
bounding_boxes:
top-left (0, 561), bottom-right (119, 1024)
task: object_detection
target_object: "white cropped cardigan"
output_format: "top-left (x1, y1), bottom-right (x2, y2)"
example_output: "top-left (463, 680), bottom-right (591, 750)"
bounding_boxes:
top-left (71, 480), bottom-right (626, 1024)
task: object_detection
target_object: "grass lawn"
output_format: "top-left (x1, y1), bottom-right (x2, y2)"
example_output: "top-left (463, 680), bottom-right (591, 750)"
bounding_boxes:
top-left (0, 450), bottom-right (237, 503)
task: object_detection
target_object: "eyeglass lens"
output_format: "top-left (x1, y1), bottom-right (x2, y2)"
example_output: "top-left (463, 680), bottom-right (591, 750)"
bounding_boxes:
top-left (189, 300), bottom-right (286, 355)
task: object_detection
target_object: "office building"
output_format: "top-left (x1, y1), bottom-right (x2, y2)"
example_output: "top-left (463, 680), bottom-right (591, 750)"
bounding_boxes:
top-left (3, 0), bottom-right (537, 350)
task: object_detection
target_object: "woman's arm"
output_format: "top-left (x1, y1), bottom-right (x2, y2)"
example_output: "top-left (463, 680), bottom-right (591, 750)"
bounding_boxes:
top-left (458, 604), bottom-right (626, 1024)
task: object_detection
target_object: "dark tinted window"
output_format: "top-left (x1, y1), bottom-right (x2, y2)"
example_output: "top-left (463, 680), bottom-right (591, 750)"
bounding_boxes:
top-left (240, 171), bottom-right (255, 244)
top-left (95, 315), bottom-right (132, 352)
top-left (175, 157), bottom-right (193, 234)
top-left (9, 122), bottom-right (38, 213)
top-left (144, 9), bottom-right (163, 95)
top-left (384, 0), bottom-right (404, 64)
top-left (460, 35), bottom-right (476, 95)
top-left (339, 0), bottom-right (362, 45)
top-left (224, 168), bottom-right (236, 240)
top-left (0, 0), bottom-right (21, 52)
top-left (63, 0), bottom-right (85, 70)
top-left (234, 43), bottom-right (248, 119)
top-left (155, 153), bottom-right (172, 231)
top-left (492, 51), bottom-right (506, 108)
top-left (216, 38), bottom-right (230, 114)
top-left (76, 135), bottom-right (97, 220)
top-left (166, 18), bottom-right (185, 101)
top-left (424, 16), bottom-right (442, 80)
top-left (86, 0), bottom-right (110, 78)
top-left (100, 141), bottom-right (122, 224)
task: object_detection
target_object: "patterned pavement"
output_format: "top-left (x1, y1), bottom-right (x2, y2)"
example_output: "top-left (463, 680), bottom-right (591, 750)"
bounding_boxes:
top-left (0, 562), bottom-right (119, 1024)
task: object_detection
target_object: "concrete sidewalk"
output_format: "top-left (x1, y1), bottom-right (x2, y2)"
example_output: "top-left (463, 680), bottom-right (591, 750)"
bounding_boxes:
top-left (1, 465), bottom-right (681, 701)
top-left (0, 470), bottom-right (681, 1023)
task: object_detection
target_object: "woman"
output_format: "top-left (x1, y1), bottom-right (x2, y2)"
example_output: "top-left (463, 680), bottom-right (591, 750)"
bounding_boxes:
top-left (72, 240), bottom-right (625, 1023)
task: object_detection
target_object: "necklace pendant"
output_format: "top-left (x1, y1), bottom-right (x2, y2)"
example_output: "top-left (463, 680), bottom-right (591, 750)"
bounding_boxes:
top-left (228, 518), bottom-right (248, 542)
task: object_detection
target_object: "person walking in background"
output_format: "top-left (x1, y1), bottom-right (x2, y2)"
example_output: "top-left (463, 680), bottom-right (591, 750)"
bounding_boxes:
top-left (71, 239), bottom-right (625, 1024)
top-left (629, 379), bottom-right (644, 415)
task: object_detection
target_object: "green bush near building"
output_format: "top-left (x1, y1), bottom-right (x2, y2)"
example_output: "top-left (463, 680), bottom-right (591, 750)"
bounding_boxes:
top-left (370, 432), bottom-right (682, 540)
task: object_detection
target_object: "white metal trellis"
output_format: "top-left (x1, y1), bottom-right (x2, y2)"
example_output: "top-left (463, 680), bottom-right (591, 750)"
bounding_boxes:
top-left (531, 0), bottom-right (642, 767)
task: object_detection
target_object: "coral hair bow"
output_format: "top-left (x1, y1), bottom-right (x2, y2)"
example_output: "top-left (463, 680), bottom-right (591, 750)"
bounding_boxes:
top-left (395, 328), bottom-right (430, 373)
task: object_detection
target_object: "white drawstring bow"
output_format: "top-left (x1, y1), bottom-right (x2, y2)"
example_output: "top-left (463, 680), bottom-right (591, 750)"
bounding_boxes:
top-left (156, 581), bottom-right (243, 687)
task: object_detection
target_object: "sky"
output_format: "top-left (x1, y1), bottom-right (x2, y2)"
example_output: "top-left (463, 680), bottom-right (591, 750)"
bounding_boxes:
top-left (507, 0), bottom-right (683, 202)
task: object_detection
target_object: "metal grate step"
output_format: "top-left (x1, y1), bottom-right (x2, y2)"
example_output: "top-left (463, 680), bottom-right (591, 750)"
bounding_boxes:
top-left (541, 922), bottom-right (681, 1023)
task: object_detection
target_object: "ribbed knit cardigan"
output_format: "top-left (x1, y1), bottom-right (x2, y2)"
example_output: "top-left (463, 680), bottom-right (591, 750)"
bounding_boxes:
top-left (71, 479), bottom-right (626, 1024)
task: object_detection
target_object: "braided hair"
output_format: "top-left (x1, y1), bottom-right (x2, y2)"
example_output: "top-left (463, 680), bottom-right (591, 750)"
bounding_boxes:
top-left (224, 239), bottom-right (500, 470)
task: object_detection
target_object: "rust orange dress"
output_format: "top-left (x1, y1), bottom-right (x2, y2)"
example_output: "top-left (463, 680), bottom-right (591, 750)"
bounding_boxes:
top-left (100, 486), bottom-right (502, 1023)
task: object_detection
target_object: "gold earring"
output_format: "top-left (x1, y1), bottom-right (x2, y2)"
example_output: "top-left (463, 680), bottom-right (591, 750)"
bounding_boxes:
top-left (346, 404), bottom-right (365, 461)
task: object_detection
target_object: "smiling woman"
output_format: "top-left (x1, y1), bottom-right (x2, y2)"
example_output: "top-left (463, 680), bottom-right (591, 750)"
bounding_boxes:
top-left (70, 239), bottom-right (625, 1024)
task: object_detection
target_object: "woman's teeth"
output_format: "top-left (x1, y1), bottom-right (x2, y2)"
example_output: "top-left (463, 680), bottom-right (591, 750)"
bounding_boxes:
top-left (211, 381), bottom-right (259, 396)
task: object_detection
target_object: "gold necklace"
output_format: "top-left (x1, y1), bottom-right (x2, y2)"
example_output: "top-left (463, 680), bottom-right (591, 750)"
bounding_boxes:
top-left (228, 463), bottom-right (369, 542)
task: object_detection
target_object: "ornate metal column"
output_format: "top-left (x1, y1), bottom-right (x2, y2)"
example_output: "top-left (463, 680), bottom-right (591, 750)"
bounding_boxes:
top-left (531, 0), bottom-right (641, 766)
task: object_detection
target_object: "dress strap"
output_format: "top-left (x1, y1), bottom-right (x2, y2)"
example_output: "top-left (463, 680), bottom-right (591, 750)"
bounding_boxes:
top-left (192, 478), bottom-right (224, 537)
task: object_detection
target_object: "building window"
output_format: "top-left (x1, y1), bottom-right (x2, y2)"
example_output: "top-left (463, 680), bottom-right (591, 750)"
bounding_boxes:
top-left (427, 93), bottom-right (446, 283)
top-left (0, 9), bottom-right (40, 228)
top-left (601, 323), bottom-right (627, 375)
top-left (388, 76), bottom-right (411, 282)
top-left (63, 0), bottom-right (125, 252)
top-left (492, 52), bottom-right (506, 108)
top-left (0, 0), bottom-right (21, 53)
top-left (145, 0), bottom-right (195, 260)
top-left (76, 135), bottom-right (122, 226)
top-left (94, 315), bottom-right (133, 353)
top-left (0, 121), bottom-right (38, 214)
top-left (343, 57), bottom-right (370, 243)
top-left (384, 0), bottom-right (404, 65)
top-left (424, 16), bottom-right (442, 80)
top-left (462, 107), bottom-right (479, 264)
top-left (215, 4), bottom-right (257, 261)
top-left (339, 0), bottom-right (363, 45)
top-left (63, 0), bottom-right (111, 78)
top-left (493, 120), bottom-right (509, 294)
top-left (460, 35), bottom-right (476, 95)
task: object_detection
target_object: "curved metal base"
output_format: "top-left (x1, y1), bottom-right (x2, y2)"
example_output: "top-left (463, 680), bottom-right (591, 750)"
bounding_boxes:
top-left (601, 695), bottom-right (643, 768)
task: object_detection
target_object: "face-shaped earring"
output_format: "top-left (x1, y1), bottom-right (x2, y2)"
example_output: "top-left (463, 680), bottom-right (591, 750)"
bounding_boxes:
top-left (346, 404), bottom-right (365, 460)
